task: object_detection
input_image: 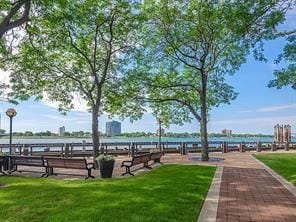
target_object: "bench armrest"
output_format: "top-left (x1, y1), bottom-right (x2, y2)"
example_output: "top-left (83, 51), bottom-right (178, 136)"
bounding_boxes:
top-left (121, 161), bottom-right (132, 167)
top-left (87, 163), bottom-right (95, 169)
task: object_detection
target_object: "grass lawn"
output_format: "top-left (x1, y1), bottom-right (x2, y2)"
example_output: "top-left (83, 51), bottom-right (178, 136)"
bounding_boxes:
top-left (254, 153), bottom-right (296, 185)
top-left (0, 165), bottom-right (215, 222)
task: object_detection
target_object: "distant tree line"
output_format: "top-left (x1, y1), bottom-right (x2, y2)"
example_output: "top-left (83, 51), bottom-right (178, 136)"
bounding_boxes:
top-left (119, 132), bottom-right (272, 138)
top-left (0, 130), bottom-right (91, 137)
top-left (0, 129), bottom-right (272, 138)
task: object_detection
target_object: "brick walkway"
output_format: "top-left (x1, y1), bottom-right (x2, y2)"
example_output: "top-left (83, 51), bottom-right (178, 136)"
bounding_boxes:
top-left (217, 167), bottom-right (296, 222)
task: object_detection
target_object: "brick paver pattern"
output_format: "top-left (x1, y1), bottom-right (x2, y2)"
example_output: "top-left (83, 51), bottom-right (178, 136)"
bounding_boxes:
top-left (217, 167), bottom-right (296, 222)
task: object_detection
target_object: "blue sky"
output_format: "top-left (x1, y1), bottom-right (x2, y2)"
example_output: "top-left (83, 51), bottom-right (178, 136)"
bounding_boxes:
top-left (0, 9), bottom-right (295, 135)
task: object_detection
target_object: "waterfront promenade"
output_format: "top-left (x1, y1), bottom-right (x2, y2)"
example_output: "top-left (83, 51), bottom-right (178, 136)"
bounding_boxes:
top-left (3, 151), bottom-right (296, 221)
top-left (196, 151), bottom-right (296, 222)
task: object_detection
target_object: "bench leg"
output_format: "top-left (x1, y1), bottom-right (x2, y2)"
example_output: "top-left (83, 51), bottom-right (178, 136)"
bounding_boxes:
top-left (45, 167), bottom-right (55, 177)
top-left (144, 162), bottom-right (152, 169)
top-left (85, 169), bottom-right (94, 180)
top-left (41, 168), bottom-right (48, 177)
top-left (0, 168), bottom-right (6, 175)
top-left (121, 166), bottom-right (134, 176)
top-left (154, 159), bottom-right (163, 165)
top-left (41, 167), bottom-right (49, 177)
top-left (8, 165), bottom-right (17, 174)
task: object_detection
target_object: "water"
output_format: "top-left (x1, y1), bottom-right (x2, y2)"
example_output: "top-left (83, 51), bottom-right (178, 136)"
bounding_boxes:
top-left (0, 136), bottom-right (294, 153)
top-left (0, 136), bottom-right (289, 144)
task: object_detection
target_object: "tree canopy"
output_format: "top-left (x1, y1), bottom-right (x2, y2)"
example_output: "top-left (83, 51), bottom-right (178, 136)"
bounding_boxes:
top-left (107, 0), bottom-right (293, 160)
top-left (5, 0), bottom-right (142, 158)
top-left (1, 0), bottom-right (294, 161)
top-left (269, 35), bottom-right (296, 90)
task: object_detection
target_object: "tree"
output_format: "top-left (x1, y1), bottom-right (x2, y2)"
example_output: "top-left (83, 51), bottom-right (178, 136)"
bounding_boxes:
top-left (0, 129), bottom-right (6, 134)
top-left (6, 0), bottom-right (142, 160)
top-left (108, 0), bottom-right (289, 161)
top-left (268, 35), bottom-right (296, 90)
top-left (0, 0), bottom-right (31, 39)
top-left (227, 0), bottom-right (296, 90)
top-left (24, 131), bottom-right (33, 136)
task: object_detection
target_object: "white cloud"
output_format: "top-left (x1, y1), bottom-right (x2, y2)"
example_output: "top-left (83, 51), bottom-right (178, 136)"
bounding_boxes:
top-left (212, 115), bottom-right (295, 125)
top-left (1, 68), bottom-right (90, 112)
top-left (43, 113), bottom-right (90, 123)
top-left (258, 104), bottom-right (296, 112)
top-left (239, 103), bottom-right (296, 113)
top-left (0, 70), bottom-right (10, 84)
top-left (43, 114), bottom-right (72, 121)
top-left (42, 92), bottom-right (89, 113)
top-left (209, 115), bottom-right (296, 134)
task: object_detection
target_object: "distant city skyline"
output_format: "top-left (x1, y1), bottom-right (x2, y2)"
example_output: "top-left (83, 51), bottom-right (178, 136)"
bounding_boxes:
top-left (105, 121), bottom-right (121, 136)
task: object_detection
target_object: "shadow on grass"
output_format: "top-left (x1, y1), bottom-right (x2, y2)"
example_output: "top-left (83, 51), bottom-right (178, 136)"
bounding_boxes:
top-left (0, 165), bottom-right (215, 222)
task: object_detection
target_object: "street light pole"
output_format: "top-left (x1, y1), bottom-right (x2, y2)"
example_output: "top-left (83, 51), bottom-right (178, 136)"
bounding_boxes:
top-left (6, 108), bottom-right (17, 155)
top-left (158, 118), bottom-right (162, 151)
top-left (9, 116), bottom-right (12, 154)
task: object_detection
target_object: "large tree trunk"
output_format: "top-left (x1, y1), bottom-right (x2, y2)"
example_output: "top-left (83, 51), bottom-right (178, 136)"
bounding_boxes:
top-left (200, 72), bottom-right (209, 161)
top-left (92, 104), bottom-right (100, 162)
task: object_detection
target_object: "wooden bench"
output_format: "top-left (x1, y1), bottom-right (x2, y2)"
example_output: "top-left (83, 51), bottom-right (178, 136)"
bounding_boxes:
top-left (121, 152), bottom-right (163, 176)
top-left (45, 157), bottom-right (95, 179)
top-left (150, 152), bottom-right (163, 164)
top-left (8, 155), bottom-right (47, 177)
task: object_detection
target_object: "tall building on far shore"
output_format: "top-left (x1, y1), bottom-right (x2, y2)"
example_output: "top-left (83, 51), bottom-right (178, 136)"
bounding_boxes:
top-left (283, 125), bottom-right (292, 142)
top-left (221, 129), bottom-right (232, 137)
top-left (156, 128), bottom-right (165, 136)
top-left (58, 126), bottom-right (65, 136)
top-left (106, 121), bottom-right (121, 136)
top-left (275, 124), bottom-right (291, 143)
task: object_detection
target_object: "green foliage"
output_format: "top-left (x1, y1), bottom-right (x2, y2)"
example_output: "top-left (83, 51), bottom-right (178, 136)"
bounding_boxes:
top-left (0, 165), bottom-right (215, 222)
top-left (110, 0), bottom-right (285, 126)
top-left (3, 0), bottom-right (144, 154)
top-left (6, 0), bottom-right (142, 113)
top-left (96, 154), bottom-right (115, 161)
top-left (269, 35), bottom-right (296, 90)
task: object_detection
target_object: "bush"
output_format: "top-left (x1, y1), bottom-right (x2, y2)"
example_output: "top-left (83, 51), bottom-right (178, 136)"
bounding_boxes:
top-left (96, 154), bottom-right (115, 161)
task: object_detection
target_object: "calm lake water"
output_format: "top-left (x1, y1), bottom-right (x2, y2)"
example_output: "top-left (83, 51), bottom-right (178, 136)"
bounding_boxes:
top-left (0, 136), bottom-right (293, 144)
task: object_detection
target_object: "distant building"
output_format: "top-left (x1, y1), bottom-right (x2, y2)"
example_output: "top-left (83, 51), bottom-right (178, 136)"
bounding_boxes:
top-left (156, 128), bottom-right (165, 136)
top-left (106, 121), bottom-right (121, 136)
top-left (274, 124), bottom-right (291, 143)
top-left (221, 129), bottom-right (232, 137)
top-left (58, 126), bottom-right (65, 136)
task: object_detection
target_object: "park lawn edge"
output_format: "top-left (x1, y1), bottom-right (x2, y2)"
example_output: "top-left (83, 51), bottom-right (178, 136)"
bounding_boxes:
top-left (253, 153), bottom-right (296, 186)
top-left (0, 164), bottom-right (216, 222)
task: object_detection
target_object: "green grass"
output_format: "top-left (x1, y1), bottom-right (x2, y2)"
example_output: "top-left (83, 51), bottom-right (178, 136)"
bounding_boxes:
top-left (0, 165), bottom-right (215, 222)
top-left (255, 153), bottom-right (296, 185)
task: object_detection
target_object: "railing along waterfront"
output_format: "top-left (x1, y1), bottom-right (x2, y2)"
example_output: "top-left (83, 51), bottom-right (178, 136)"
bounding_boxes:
top-left (0, 141), bottom-right (295, 157)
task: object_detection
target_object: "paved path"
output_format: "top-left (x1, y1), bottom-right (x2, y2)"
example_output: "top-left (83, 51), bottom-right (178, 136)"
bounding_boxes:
top-left (214, 153), bottom-right (296, 222)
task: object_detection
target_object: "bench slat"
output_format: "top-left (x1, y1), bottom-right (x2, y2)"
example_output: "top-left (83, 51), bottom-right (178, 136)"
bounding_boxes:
top-left (46, 158), bottom-right (87, 170)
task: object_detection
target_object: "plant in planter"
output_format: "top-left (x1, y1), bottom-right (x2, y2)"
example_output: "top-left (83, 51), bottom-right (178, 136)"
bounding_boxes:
top-left (96, 154), bottom-right (115, 178)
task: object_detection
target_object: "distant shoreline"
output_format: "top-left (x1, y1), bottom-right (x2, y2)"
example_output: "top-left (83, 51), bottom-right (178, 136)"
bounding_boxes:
top-left (0, 135), bottom-right (274, 140)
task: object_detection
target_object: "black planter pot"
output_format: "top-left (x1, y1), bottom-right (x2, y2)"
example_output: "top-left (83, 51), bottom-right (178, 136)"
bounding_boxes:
top-left (2, 156), bottom-right (10, 171)
top-left (99, 159), bottom-right (115, 178)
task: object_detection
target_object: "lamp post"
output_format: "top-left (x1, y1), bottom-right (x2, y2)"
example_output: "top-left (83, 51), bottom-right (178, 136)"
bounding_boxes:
top-left (6, 108), bottom-right (17, 155)
top-left (158, 118), bottom-right (162, 151)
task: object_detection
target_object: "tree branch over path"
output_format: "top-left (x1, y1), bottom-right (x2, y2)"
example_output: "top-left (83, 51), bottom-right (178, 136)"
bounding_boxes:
top-left (0, 0), bottom-right (31, 38)
top-left (138, 96), bottom-right (201, 122)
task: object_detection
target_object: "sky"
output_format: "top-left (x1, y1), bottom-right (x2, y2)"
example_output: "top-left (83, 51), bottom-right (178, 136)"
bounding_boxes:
top-left (0, 8), bottom-right (295, 135)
